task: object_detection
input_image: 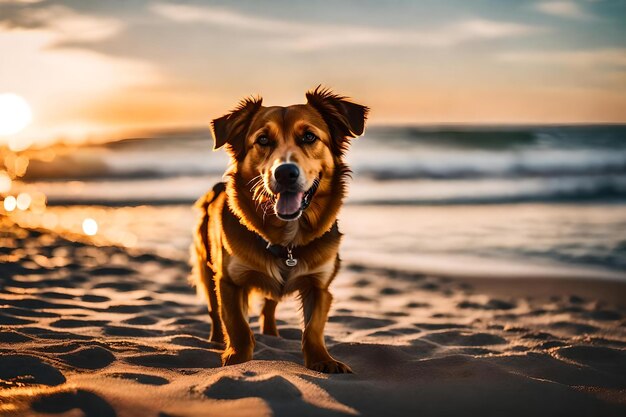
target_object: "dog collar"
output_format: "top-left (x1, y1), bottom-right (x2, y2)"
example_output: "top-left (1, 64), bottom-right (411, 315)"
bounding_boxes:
top-left (257, 221), bottom-right (339, 268)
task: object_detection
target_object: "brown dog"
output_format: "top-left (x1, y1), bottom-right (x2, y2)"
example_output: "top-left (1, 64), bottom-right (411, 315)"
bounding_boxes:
top-left (192, 87), bottom-right (368, 373)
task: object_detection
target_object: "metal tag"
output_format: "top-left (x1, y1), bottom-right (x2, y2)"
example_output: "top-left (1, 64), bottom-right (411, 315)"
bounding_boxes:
top-left (285, 247), bottom-right (297, 267)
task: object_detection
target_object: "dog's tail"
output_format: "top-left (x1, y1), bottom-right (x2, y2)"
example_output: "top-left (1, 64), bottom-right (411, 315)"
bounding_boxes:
top-left (190, 182), bottom-right (226, 299)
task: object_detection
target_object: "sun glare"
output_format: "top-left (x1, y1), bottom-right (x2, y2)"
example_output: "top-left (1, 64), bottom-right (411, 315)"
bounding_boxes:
top-left (82, 218), bottom-right (98, 236)
top-left (0, 93), bottom-right (33, 136)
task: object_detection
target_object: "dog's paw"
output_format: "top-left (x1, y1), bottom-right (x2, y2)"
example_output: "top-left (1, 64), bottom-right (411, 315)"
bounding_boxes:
top-left (221, 348), bottom-right (253, 366)
top-left (261, 327), bottom-right (280, 337)
top-left (307, 359), bottom-right (352, 374)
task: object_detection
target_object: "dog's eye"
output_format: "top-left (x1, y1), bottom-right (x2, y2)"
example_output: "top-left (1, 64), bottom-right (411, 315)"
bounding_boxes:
top-left (302, 131), bottom-right (317, 144)
top-left (256, 136), bottom-right (270, 146)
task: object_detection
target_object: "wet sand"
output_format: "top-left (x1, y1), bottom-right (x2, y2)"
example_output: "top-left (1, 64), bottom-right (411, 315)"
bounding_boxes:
top-left (0, 218), bottom-right (625, 417)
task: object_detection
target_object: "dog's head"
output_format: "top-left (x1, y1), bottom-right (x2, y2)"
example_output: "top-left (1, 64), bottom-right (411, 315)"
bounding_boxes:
top-left (212, 87), bottom-right (368, 222)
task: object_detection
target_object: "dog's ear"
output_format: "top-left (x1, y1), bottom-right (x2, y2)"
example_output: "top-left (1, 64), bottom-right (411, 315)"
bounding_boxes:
top-left (211, 96), bottom-right (263, 158)
top-left (306, 86), bottom-right (369, 155)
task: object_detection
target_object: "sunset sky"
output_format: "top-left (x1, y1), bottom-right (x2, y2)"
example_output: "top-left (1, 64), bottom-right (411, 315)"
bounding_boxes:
top-left (1, 0), bottom-right (625, 145)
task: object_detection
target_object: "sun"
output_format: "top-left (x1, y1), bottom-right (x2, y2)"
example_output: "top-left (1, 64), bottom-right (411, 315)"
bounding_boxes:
top-left (0, 93), bottom-right (33, 136)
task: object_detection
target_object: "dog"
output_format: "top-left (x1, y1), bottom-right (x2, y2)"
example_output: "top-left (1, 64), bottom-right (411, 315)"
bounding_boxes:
top-left (192, 87), bottom-right (368, 373)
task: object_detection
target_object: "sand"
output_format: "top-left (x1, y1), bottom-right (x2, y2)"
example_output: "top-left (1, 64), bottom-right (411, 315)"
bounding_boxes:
top-left (0, 218), bottom-right (625, 417)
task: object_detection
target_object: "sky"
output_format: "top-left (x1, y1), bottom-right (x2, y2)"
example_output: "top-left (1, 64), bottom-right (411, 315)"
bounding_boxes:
top-left (0, 0), bottom-right (625, 145)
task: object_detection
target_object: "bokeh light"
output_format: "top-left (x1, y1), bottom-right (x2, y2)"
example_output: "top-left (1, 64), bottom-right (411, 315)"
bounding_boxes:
top-left (82, 218), bottom-right (98, 236)
top-left (4, 154), bottom-right (29, 178)
top-left (3, 195), bottom-right (17, 212)
top-left (16, 192), bottom-right (32, 211)
top-left (29, 191), bottom-right (47, 213)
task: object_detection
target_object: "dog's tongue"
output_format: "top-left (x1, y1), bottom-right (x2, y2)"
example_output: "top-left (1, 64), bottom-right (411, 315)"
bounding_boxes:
top-left (276, 191), bottom-right (304, 216)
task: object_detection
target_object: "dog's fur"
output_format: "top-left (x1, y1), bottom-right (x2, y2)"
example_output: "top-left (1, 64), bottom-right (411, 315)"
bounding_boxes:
top-left (192, 87), bottom-right (368, 373)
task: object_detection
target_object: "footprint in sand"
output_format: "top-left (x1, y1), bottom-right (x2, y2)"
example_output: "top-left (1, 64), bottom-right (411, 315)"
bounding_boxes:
top-left (420, 282), bottom-right (440, 291)
top-left (109, 372), bottom-right (170, 386)
top-left (0, 330), bottom-right (33, 343)
top-left (89, 266), bottom-right (135, 276)
top-left (0, 355), bottom-right (66, 387)
top-left (380, 287), bottom-right (402, 295)
top-left (457, 299), bottom-right (516, 310)
top-left (0, 314), bottom-right (36, 325)
top-left (520, 332), bottom-right (558, 341)
top-left (204, 375), bottom-right (301, 401)
top-left (80, 294), bottom-right (111, 303)
top-left (93, 281), bottom-right (138, 292)
top-left (127, 349), bottom-right (221, 368)
top-left (2, 306), bottom-right (59, 318)
top-left (384, 311), bottom-right (409, 317)
top-left (421, 330), bottom-right (507, 346)
top-left (104, 325), bottom-right (162, 338)
top-left (549, 321), bottom-right (599, 335)
top-left (413, 323), bottom-right (469, 331)
top-left (556, 345), bottom-right (626, 374)
top-left (19, 327), bottom-right (93, 341)
top-left (537, 340), bottom-right (567, 349)
top-left (369, 327), bottom-right (421, 337)
top-left (122, 315), bottom-right (160, 325)
top-left (50, 319), bottom-right (109, 329)
top-left (349, 295), bottom-right (372, 302)
top-left (31, 389), bottom-right (115, 417)
top-left (276, 327), bottom-right (303, 340)
top-left (328, 315), bottom-right (395, 329)
top-left (353, 278), bottom-right (371, 287)
top-left (584, 310), bottom-right (622, 321)
top-left (406, 301), bottom-right (430, 308)
top-left (58, 346), bottom-right (116, 370)
top-left (35, 342), bottom-right (97, 354)
top-left (106, 304), bottom-right (149, 314)
top-left (6, 298), bottom-right (77, 310)
top-left (169, 336), bottom-right (215, 349)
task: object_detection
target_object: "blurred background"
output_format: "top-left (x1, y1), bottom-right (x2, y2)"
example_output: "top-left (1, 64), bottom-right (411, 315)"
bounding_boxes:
top-left (1, 0), bottom-right (625, 278)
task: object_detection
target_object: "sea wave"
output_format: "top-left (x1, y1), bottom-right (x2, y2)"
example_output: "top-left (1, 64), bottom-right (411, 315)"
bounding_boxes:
top-left (20, 124), bottom-right (626, 206)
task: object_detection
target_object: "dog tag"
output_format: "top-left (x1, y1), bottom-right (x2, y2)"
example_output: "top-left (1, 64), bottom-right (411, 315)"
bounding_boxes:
top-left (285, 247), bottom-right (298, 267)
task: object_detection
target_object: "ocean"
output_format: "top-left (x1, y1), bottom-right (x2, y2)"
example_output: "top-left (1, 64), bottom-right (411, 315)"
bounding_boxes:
top-left (16, 125), bottom-right (626, 278)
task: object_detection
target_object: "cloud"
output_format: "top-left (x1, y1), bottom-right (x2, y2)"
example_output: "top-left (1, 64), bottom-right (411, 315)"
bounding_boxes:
top-left (0, 7), bottom-right (163, 142)
top-left (535, 1), bottom-right (590, 19)
top-left (0, 0), bottom-right (44, 3)
top-left (151, 3), bottom-right (542, 51)
top-left (0, 5), bottom-right (122, 42)
top-left (498, 48), bottom-right (626, 67)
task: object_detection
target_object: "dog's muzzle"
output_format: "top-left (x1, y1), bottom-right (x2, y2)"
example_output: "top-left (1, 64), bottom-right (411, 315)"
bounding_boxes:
top-left (272, 163), bottom-right (319, 221)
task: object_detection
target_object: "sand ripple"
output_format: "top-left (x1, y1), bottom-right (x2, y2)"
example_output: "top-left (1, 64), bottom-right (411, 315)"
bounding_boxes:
top-left (0, 221), bottom-right (625, 416)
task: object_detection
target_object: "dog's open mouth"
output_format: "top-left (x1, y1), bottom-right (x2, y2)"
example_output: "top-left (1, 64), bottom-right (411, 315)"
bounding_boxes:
top-left (275, 179), bottom-right (319, 221)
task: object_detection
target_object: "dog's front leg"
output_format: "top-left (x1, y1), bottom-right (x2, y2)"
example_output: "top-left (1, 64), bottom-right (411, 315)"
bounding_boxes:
top-left (260, 298), bottom-right (279, 336)
top-left (300, 286), bottom-right (352, 373)
top-left (219, 278), bottom-right (255, 366)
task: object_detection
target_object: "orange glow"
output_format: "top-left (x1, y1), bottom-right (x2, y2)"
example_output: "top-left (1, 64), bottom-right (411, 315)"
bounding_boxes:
top-left (0, 171), bottom-right (11, 193)
top-left (0, 2), bottom-right (623, 148)
top-left (4, 154), bottom-right (29, 179)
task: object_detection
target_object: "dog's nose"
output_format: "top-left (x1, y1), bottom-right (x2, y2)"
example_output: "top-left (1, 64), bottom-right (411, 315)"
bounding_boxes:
top-left (274, 163), bottom-right (300, 187)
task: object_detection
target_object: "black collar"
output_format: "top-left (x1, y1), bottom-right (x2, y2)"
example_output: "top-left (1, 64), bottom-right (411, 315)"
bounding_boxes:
top-left (256, 221), bottom-right (339, 259)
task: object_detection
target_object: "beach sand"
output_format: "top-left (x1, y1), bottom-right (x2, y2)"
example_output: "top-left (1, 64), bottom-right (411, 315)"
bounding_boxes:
top-left (1, 218), bottom-right (625, 417)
